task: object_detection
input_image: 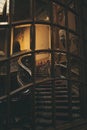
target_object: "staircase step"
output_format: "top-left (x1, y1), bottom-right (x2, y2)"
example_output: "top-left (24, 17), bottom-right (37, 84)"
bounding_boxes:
top-left (55, 80), bottom-right (67, 84)
top-left (35, 96), bottom-right (51, 100)
top-left (35, 105), bottom-right (52, 109)
top-left (56, 108), bottom-right (68, 112)
top-left (55, 86), bottom-right (68, 90)
top-left (72, 100), bottom-right (80, 104)
top-left (56, 106), bottom-right (68, 109)
top-left (55, 95), bottom-right (68, 100)
top-left (35, 95), bottom-right (52, 100)
top-left (56, 112), bottom-right (69, 120)
top-left (55, 87), bottom-right (68, 90)
top-left (72, 113), bottom-right (80, 118)
top-left (55, 91), bottom-right (68, 95)
top-left (35, 112), bottom-right (52, 119)
top-left (36, 84), bottom-right (51, 87)
top-left (35, 88), bottom-right (51, 91)
top-left (35, 102), bottom-right (52, 106)
top-left (55, 100), bottom-right (68, 106)
top-left (35, 92), bottom-right (51, 96)
top-left (34, 78), bottom-right (80, 125)
top-left (35, 119), bottom-right (52, 128)
top-left (56, 112), bottom-right (68, 116)
top-left (36, 107), bottom-right (52, 112)
top-left (72, 106), bottom-right (80, 110)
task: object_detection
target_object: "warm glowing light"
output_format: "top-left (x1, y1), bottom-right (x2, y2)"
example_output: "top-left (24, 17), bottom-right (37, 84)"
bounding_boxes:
top-left (0, 22), bottom-right (8, 25)
top-left (0, 0), bottom-right (6, 14)
top-left (45, 16), bottom-right (49, 21)
top-left (15, 24), bottom-right (31, 28)
top-left (6, 0), bottom-right (9, 14)
top-left (0, 0), bottom-right (9, 15)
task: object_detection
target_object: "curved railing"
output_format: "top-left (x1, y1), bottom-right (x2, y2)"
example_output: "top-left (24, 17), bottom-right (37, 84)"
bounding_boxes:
top-left (0, 49), bottom-right (82, 130)
top-left (17, 54), bottom-right (32, 86)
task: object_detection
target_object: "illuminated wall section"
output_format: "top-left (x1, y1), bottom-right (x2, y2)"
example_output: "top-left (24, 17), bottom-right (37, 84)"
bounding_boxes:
top-left (11, 25), bottom-right (31, 54)
top-left (68, 11), bottom-right (76, 31)
top-left (0, 0), bottom-right (9, 24)
top-left (20, 27), bottom-right (30, 51)
top-left (36, 24), bottom-right (51, 49)
top-left (35, 24), bottom-right (51, 62)
top-left (0, 0), bottom-right (6, 15)
top-left (11, 24), bottom-right (51, 63)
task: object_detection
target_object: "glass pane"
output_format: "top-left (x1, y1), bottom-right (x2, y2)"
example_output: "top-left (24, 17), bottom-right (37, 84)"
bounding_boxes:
top-left (71, 81), bottom-right (80, 119)
top-left (35, 52), bottom-right (51, 80)
top-left (0, 29), bottom-right (8, 96)
top-left (69, 33), bottom-right (80, 56)
top-left (69, 57), bottom-right (80, 80)
top-left (84, 25), bottom-right (87, 40)
top-left (12, 0), bottom-right (31, 22)
top-left (0, 28), bottom-right (8, 57)
top-left (62, 0), bottom-right (78, 13)
top-left (68, 0), bottom-right (76, 10)
top-left (54, 51), bottom-right (67, 78)
top-left (86, 64), bottom-right (87, 82)
top-left (10, 90), bottom-right (32, 126)
top-left (35, 24), bottom-right (51, 50)
top-left (69, 1), bottom-right (75, 9)
top-left (84, 0), bottom-right (87, 4)
top-left (12, 24), bottom-right (31, 55)
top-left (71, 82), bottom-right (80, 97)
top-left (53, 3), bottom-right (65, 26)
top-left (0, 0), bottom-right (9, 23)
top-left (54, 0), bottom-right (72, 4)
top-left (53, 27), bottom-right (67, 51)
top-left (0, 60), bottom-right (7, 96)
top-left (10, 55), bottom-right (20, 90)
top-left (68, 11), bottom-right (77, 31)
top-left (81, 62), bottom-right (85, 82)
top-left (10, 53), bottom-right (32, 89)
top-left (35, 0), bottom-right (50, 22)
top-left (61, 0), bottom-right (78, 13)
top-left (0, 99), bottom-right (8, 127)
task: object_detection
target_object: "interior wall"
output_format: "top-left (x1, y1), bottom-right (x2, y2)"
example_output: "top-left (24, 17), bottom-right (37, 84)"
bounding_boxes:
top-left (35, 24), bottom-right (51, 62)
top-left (36, 24), bottom-right (50, 50)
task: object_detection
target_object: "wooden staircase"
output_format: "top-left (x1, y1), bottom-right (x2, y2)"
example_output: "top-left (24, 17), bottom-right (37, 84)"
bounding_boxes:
top-left (0, 78), bottom-right (82, 130)
top-left (55, 80), bottom-right (69, 122)
top-left (35, 80), bottom-right (53, 129)
top-left (34, 79), bottom-right (81, 129)
top-left (1, 54), bottom-right (80, 130)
